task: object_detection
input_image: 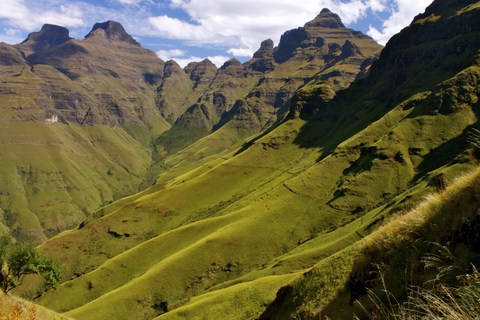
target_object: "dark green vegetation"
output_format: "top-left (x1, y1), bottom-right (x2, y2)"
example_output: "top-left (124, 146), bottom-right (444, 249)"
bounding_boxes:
top-left (0, 235), bottom-right (63, 293)
top-left (3, 0), bottom-right (480, 319)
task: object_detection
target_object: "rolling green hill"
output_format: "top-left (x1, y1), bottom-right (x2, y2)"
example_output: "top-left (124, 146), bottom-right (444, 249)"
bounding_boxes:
top-left (19, 0), bottom-right (480, 319)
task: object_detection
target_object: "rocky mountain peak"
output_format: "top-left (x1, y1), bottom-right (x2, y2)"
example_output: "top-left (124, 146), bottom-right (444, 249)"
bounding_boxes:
top-left (253, 39), bottom-right (274, 58)
top-left (218, 58), bottom-right (244, 77)
top-left (16, 24), bottom-right (71, 54)
top-left (187, 59), bottom-right (218, 83)
top-left (85, 21), bottom-right (139, 45)
top-left (305, 8), bottom-right (345, 29)
top-left (220, 58), bottom-right (241, 68)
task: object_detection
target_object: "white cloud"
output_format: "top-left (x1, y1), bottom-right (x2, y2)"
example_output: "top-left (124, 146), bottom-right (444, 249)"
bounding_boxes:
top-left (149, 15), bottom-right (215, 41)
top-left (156, 48), bottom-right (186, 61)
top-left (0, 0), bottom-right (29, 21)
top-left (227, 47), bottom-right (255, 57)
top-left (114, 0), bottom-right (145, 5)
top-left (367, 0), bottom-right (433, 45)
top-left (5, 28), bottom-right (20, 36)
top-left (207, 55), bottom-right (231, 68)
top-left (31, 5), bottom-right (84, 29)
top-left (155, 47), bottom-right (231, 68)
top-left (0, 0), bottom-right (85, 33)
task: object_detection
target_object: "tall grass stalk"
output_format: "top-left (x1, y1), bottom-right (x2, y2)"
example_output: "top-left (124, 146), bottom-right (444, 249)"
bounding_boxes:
top-left (355, 267), bottom-right (480, 320)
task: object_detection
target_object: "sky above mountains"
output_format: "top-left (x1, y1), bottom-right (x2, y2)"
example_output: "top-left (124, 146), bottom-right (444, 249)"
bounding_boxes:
top-left (1, 0), bottom-right (433, 67)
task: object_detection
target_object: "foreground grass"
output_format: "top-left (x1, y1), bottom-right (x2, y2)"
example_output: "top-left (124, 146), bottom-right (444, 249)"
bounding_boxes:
top-left (356, 268), bottom-right (480, 320)
top-left (0, 292), bottom-right (72, 320)
top-left (350, 166), bottom-right (480, 319)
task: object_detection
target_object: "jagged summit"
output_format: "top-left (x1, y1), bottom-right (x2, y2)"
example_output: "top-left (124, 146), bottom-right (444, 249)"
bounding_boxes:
top-left (253, 39), bottom-right (274, 58)
top-left (16, 24), bottom-right (71, 54)
top-left (273, 8), bottom-right (378, 63)
top-left (85, 21), bottom-right (139, 45)
top-left (306, 8), bottom-right (345, 29)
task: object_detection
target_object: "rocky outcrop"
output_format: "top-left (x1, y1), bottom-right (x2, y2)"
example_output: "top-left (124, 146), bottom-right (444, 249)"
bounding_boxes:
top-left (287, 82), bottom-right (336, 120)
top-left (305, 8), bottom-right (345, 29)
top-left (246, 39), bottom-right (277, 73)
top-left (85, 21), bottom-right (140, 45)
top-left (16, 24), bottom-right (71, 56)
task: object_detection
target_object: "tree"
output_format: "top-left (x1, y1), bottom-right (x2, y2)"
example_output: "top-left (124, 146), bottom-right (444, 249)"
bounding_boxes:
top-left (0, 235), bottom-right (64, 293)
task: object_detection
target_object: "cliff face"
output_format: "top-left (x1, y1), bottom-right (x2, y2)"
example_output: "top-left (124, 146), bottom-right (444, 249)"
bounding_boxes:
top-left (1, 21), bottom-right (167, 132)
top-left (15, 24), bottom-right (71, 56)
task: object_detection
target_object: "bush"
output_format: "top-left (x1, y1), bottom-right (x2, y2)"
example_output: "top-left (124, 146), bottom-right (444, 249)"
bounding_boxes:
top-left (0, 236), bottom-right (63, 293)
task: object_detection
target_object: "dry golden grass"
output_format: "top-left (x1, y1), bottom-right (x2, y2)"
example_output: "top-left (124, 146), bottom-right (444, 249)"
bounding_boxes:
top-left (0, 293), bottom-right (71, 320)
top-left (361, 166), bottom-right (480, 260)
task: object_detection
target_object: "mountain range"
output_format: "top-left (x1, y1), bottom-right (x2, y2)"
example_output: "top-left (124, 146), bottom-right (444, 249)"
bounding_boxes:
top-left (0, 9), bottom-right (381, 244)
top-left (3, 0), bottom-right (480, 319)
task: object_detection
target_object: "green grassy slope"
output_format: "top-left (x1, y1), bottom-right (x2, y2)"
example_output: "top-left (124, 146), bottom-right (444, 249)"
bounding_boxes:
top-left (36, 59), bottom-right (480, 320)
top-left (12, 1), bottom-right (480, 319)
top-left (0, 122), bottom-right (153, 244)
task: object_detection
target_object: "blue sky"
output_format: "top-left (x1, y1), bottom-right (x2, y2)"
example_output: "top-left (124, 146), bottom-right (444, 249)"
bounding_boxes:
top-left (1, 0), bottom-right (434, 67)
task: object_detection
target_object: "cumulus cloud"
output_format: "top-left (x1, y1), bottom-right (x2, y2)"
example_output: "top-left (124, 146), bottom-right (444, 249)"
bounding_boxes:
top-left (227, 47), bottom-right (255, 57)
top-left (156, 48), bottom-right (186, 61)
top-left (149, 15), bottom-right (215, 41)
top-left (0, 0), bottom-right (85, 33)
top-left (32, 5), bottom-right (84, 29)
top-left (0, 0), bottom-right (29, 21)
top-left (367, 0), bottom-right (433, 45)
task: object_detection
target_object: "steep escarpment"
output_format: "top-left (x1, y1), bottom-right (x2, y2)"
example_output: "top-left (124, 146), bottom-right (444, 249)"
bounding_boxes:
top-left (16, 24), bottom-right (71, 57)
top-left (367, 0), bottom-right (480, 103)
